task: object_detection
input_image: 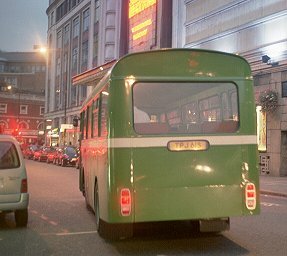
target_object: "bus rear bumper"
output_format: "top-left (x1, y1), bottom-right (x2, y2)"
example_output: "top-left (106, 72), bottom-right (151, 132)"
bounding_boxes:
top-left (133, 185), bottom-right (259, 222)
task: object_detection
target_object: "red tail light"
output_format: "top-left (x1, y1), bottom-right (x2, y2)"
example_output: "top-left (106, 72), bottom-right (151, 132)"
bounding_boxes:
top-left (21, 178), bottom-right (28, 193)
top-left (245, 183), bottom-right (256, 210)
top-left (120, 188), bottom-right (131, 216)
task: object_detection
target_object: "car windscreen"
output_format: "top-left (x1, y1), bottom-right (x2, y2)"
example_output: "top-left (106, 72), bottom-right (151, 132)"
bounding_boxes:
top-left (0, 142), bottom-right (20, 169)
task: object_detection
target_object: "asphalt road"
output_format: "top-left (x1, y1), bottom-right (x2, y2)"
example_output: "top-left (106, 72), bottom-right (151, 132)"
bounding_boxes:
top-left (0, 159), bottom-right (286, 256)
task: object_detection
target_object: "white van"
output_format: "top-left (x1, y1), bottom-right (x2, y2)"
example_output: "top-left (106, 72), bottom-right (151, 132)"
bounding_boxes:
top-left (0, 135), bottom-right (29, 227)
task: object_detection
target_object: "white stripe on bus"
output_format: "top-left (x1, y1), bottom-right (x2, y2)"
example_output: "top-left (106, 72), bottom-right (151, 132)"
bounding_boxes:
top-left (108, 135), bottom-right (257, 148)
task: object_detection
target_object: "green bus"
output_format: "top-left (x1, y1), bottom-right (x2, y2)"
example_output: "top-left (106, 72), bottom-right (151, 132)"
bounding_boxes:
top-left (77, 49), bottom-right (260, 239)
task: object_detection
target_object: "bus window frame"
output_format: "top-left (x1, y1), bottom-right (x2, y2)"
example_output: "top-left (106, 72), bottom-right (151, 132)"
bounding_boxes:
top-left (92, 98), bottom-right (99, 138)
top-left (85, 105), bottom-right (90, 139)
top-left (99, 87), bottom-right (109, 138)
top-left (132, 81), bottom-right (240, 135)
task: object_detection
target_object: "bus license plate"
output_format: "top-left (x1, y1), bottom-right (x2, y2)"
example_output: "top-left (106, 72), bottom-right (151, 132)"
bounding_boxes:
top-left (167, 140), bottom-right (209, 151)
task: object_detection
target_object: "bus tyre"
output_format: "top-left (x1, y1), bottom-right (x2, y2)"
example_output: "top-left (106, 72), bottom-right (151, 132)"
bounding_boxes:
top-left (79, 168), bottom-right (85, 197)
top-left (15, 209), bottom-right (28, 227)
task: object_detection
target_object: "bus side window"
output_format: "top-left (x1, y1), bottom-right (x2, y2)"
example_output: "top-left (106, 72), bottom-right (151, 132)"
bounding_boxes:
top-left (87, 104), bottom-right (93, 139)
top-left (79, 111), bottom-right (84, 140)
top-left (85, 106), bottom-right (90, 139)
top-left (83, 110), bottom-right (87, 139)
top-left (92, 99), bottom-right (99, 137)
top-left (99, 91), bottom-right (108, 137)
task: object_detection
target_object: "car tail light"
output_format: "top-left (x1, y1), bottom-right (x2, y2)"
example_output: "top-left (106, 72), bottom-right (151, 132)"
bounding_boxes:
top-left (21, 178), bottom-right (28, 193)
top-left (120, 188), bottom-right (131, 216)
top-left (245, 183), bottom-right (256, 210)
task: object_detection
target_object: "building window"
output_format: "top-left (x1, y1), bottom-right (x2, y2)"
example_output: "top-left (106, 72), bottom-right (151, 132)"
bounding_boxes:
top-left (83, 8), bottom-right (90, 32)
top-left (56, 57), bottom-right (61, 76)
top-left (73, 17), bottom-right (80, 38)
top-left (0, 103), bottom-right (7, 113)
top-left (93, 0), bottom-right (100, 67)
top-left (282, 81), bottom-right (287, 97)
top-left (64, 24), bottom-right (70, 45)
top-left (70, 0), bottom-right (77, 9)
top-left (40, 106), bottom-right (45, 115)
top-left (19, 121), bottom-right (28, 129)
top-left (72, 47), bottom-right (78, 72)
top-left (81, 41), bottom-right (88, 71)
top-left (57, 31), bottom-right (62, 48)
top-left (20, 105), bottom-right (28, 115)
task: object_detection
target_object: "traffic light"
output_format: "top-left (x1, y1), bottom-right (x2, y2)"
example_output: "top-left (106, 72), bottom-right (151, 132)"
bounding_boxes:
top-left (12, 128), bottom-right (19, 136)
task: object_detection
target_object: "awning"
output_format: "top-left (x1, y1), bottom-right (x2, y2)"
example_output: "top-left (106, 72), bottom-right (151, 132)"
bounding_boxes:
top-left (72, 60), bottom-right (117, 87)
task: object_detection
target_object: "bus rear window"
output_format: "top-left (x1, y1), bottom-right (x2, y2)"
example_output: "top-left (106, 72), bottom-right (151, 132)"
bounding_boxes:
top-left (133, 82), bottom-right (239, 134)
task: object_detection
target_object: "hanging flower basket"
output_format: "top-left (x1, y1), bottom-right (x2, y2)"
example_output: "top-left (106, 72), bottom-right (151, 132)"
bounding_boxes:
top-left (259, 90), bottom-right (278, 112)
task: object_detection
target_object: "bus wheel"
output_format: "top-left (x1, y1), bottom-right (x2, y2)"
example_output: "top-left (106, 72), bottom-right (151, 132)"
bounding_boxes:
top-left (94, 182), bottom-right (114, 239)
top-left (79, 168), bottom-right (85, 197)
top-left (94, 182), bottom-right (101, 231)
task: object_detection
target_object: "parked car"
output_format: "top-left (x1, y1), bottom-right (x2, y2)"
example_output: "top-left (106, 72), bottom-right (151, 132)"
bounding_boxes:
top-left (33, 146), bottom-right (45, 161)
top-left (34, 146), bottom-right (56, 162)
top-left (53, 147), bottom-right (63, 165)
top-left (0, 135), bottom-right (29, 227)
top-left (57, 146), bottom-right (78, 167)
top-left (23, 145), bottom-right (39, 160)
top-left (46, 147), bottom-right (58, 164)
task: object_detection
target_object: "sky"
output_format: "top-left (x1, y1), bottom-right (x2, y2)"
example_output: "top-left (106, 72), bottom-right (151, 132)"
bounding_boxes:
top-left (0, 0), bottom-right (48, 52)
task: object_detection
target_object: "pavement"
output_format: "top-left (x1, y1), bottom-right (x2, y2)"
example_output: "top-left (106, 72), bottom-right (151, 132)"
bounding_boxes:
top-left (260, 175), bottom-right (287, 198)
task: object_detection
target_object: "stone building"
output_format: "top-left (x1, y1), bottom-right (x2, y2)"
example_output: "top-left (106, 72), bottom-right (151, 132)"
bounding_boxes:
top-left (172, 0), bottom-right (287, 176)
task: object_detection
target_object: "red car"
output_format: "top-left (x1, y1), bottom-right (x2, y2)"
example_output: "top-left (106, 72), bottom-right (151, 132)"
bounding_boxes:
top-left (23, 145), bottom-right (40, 159)
top-left (34, 146), bottom-right (56, 162)
top-left (46, 147), bottom-right (58, 163)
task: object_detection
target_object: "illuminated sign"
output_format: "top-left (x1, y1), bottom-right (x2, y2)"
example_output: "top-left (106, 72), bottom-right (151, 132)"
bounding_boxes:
top-left (128, 0), bottom-right (157, 52)
top-left (256, 106), bottom-right (267, 152)
top-left (129, 0), bottom-right (156, 18)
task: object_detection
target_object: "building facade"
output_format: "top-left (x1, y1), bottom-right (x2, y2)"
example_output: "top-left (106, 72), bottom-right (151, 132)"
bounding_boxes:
top-left (45, 0), bottom-right (287, 176)
top-left (0, 51), bottom-right (46, 145)
top-left (45, 0), bottom-right (172, 146)
top-left (172, 0), bottom-right (287, 176)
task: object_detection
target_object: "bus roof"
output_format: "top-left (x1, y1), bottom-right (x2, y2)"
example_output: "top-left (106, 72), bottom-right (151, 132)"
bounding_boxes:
top-left (73, 49), bottom-right (251, 87)
top-left (111, 48), bottom-right (252, 80)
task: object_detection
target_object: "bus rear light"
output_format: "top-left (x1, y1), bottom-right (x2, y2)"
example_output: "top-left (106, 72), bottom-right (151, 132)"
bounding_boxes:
top-left (245, 182), bottom-right (256, 210)
top-left (120, 188), bottom-right (131, 216)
